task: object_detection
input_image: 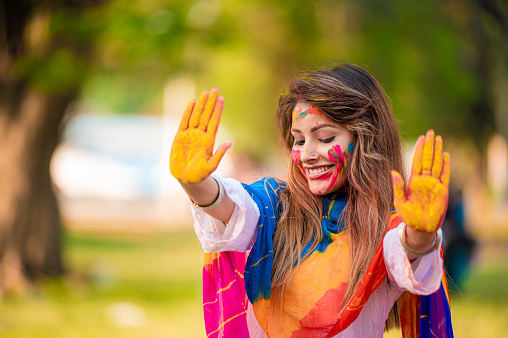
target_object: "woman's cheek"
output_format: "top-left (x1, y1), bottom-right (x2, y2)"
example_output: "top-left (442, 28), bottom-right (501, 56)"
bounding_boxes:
top-left (291, 149), bottom-right (307, 178)
top-left (291, 149), bottom-right (300, 165)
top-left (327, 142), bottom-right (354, 179)
top-left (343, 142), bottom-right (354, 175)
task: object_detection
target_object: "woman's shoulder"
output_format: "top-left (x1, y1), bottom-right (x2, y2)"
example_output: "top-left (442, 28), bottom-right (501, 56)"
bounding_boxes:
top-left (244, 177), bottom-right (286, 192)
top-left (241, 177), bottom-right (287, 209)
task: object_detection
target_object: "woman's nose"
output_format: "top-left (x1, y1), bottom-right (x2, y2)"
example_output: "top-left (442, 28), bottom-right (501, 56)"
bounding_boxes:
top-left (300, 146), bottom-right (318, 162)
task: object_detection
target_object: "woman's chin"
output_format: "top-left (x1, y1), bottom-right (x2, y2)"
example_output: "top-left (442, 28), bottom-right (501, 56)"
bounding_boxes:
top-left (308, 177), bottom-right (346, 195)
top-left (308, 182), bottom-right (332, 195)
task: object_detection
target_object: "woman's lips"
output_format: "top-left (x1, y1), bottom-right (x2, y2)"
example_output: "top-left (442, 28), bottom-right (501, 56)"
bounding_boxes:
top-left (306, 165), bottom-right (334, 180)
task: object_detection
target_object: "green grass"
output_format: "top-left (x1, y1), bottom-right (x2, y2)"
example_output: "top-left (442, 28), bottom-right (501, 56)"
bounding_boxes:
top-left (0, 229), bottom-right (507, 337)
top-left (0, 229), bottom-right (206, 338)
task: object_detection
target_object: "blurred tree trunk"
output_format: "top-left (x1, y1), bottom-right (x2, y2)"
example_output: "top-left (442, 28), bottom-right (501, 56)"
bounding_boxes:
top-left (0, 0), bottom-right (98, 294)
top-left (0, 87), bottom-right (74, 293)
top-left (468, 0), bottom-right (507, 151)
top-left (473, 0), bottom-right (508, 141)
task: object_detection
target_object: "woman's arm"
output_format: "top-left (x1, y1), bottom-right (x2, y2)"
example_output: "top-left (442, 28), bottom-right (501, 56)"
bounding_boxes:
top-left (391, 129), bottom-right (451, 260)
top-left (170, 87), bottom-right (235, 224)
top-left (179, 176), bottom-right (236, 224)
top-left (192, 176), bottom-right (260, 252)
top-left (383, 223), bottom-right (443, 294)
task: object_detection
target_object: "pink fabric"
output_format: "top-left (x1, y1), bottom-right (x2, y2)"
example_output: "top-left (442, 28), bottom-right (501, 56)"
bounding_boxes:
top-left (203, 251), bottom-right (250, 337)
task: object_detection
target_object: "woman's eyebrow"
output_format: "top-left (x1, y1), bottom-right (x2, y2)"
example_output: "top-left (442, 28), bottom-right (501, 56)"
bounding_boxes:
top-left (310, 124), bottom-right (339, 132)
top-left (291, 124), bottom-right (338, 134)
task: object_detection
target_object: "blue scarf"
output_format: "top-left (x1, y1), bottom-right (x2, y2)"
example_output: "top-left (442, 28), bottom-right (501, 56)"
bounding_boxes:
top-left (242, 177), bottom-right (348, 303)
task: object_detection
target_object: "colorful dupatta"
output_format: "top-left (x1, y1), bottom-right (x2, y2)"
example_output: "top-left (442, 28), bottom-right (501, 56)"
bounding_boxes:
top-left (202, 177), bottom-right (454, 337)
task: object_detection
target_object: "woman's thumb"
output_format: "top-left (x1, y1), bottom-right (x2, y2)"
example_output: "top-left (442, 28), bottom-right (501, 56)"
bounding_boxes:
top-left (391, 170), bottom-right (407, 209)
top-left (208, 141), bottom-right (233, 171)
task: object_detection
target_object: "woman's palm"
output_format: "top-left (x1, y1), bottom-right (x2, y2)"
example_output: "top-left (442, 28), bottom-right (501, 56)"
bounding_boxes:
top-left (170, 88), bottom-right (231, 183)
top-left (391, 130), bottom-right (451, 232)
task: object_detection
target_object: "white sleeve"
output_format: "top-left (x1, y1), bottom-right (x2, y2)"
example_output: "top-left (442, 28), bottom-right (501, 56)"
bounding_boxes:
top-left (383, 222), bottom-right (443, 295)
top-left (191, 175), bottom-right (260, 253)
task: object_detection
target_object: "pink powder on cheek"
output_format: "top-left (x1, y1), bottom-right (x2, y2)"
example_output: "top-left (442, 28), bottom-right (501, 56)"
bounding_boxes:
top-left (328, 145), bottom-right (345, 163)
top-left (328, 145), bottom-right (348, 177)
top-left (325, 171), bottom-right (339, 192)
top-left (291, 149), bottom-right (300, 165)
top-left (323, 144), bottom-right (350, 192)
top-left (291, 149), bottom-right (307, 178)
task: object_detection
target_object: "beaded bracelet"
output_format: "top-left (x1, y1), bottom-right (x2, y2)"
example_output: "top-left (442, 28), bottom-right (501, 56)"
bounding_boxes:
top-left (190, 175), bottom-right (225, 211)
top-left (398, 223), bottom-right (442, 256)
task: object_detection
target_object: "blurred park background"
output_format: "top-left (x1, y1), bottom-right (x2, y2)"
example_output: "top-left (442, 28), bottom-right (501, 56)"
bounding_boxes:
top-left (1, 0), bottom-right (507, 337)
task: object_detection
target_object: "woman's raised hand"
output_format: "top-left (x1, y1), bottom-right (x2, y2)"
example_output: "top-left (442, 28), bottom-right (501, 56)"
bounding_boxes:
top-left (170, 87), bottom-right (232, 184)
top-left (391, 129), bottom-right (451, 233)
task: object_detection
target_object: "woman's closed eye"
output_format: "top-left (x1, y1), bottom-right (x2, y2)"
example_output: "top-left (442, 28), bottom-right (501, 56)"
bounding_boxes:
top-left (319, 136), bottom-right (335, 143)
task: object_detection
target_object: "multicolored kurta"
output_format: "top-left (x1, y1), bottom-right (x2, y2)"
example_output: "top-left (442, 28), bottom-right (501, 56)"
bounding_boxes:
top-left (195, 177), bottom-right (453, 337)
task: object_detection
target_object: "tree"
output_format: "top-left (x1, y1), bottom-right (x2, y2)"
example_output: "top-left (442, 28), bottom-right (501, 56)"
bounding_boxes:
top-left (0, 0), bottom-right (236, 294)
top-left (0, 0), bottom-right (101, 294)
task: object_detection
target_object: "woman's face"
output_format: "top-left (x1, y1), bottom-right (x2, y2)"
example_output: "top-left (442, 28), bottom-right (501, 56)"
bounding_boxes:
top-left (291, 102), bottom-right (354, 195)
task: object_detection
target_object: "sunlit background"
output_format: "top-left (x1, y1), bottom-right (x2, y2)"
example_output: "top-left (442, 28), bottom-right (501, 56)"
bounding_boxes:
top-left (0, 0), bottom-right (507, 337)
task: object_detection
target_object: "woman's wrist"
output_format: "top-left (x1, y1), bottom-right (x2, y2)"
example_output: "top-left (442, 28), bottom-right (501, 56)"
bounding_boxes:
top-left (180, 175), bottom-right (236, 224)
top-left (190, 176), bottom-right (224, 210)
top-left (180, 176), bottom-right (219, 207)
top-left (404, 224), bottom-right (438, 252)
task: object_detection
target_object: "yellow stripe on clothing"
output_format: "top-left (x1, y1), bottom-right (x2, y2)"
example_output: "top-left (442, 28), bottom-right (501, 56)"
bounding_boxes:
top-left (206, 310), bottom-right (248, 337)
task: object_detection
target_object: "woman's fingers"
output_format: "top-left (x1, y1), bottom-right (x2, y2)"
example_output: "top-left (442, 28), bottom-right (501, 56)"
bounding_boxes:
top-left (178, 99), bottom-right (196, 130)
top-left (189, 90), bottom-right (209, 128)
top-left (208, 141), bottom-right (233, 172)
top-left (411, 135), bottom-right (425, 176)
top-left (441, 152), bottom-right (451, 187)
top-left (432, 135), bottom-right (443, 178)
top-left (207, 96), bottom-right (225, 135)
top-left (391, 170), bottom-right (407, 209)
top-left (199, 87), bottom-right (218, 130)
top-left (421, 129), bottom-right (435, 175)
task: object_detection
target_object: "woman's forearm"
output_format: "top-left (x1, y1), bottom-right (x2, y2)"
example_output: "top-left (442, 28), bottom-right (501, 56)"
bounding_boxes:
top-left (179, 176), bottom-right (235, 224)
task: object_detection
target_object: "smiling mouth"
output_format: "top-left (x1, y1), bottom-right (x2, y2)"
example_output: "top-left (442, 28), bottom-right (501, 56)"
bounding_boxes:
top-left (306, 165), bottom-right (334, 178)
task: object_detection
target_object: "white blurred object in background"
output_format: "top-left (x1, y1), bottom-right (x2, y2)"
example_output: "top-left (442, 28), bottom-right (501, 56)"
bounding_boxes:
top-left (51, 78), bottom-right (233, 230)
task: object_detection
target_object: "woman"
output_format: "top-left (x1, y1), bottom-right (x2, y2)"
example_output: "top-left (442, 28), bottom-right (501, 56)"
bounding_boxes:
top-left (170, 64), bottom-right (453, 337)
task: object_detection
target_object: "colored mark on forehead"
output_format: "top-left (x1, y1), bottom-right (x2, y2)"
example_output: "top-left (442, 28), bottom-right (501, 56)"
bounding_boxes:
top-left (292, 106), bottom-right (323, 123)
top-left (297, 110), bottom-right (308, 120)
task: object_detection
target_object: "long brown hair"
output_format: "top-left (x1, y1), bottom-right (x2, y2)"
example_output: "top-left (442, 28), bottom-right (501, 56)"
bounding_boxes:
top-left (274, 64), bottom-right (406, 327)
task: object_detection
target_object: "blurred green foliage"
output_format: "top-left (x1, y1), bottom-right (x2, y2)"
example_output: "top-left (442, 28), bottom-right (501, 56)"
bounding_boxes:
top-left (17, 0), bottom-right (507, 159)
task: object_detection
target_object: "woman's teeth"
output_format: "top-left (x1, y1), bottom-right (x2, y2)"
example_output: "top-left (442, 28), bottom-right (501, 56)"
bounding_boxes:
top-left (308, 166), bottom-right (332, 174)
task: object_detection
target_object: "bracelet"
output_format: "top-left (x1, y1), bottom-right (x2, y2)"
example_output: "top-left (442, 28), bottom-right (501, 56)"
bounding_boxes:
top-left (398, 223), bottom-right (442, 256)
top-left (190, 176), bottom-right (224, 211)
